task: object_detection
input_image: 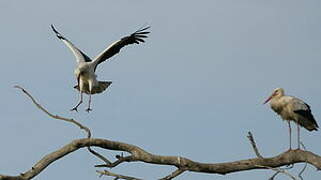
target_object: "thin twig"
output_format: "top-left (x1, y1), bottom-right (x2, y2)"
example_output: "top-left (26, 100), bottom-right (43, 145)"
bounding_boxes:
top-left (269, 164), bottom-right (294, 180)
top-left (298, 142), bottom-right (308, 180)
top-left (256, 165), bottom-right (298, 180)
top-left (247, 131), bottom-right (263, 158)
top-left (269, 171), bottom-right (280, 180)
top-left (14, 85), bottom-right (111, 167)
top-left (95, 156), bottom-right (135, 168)
top-left (159, 168), bottom-right (186, 180)
top-left (14, 85), bottom-right (91, 137)
top-left (88, 147), bottom-right (112, 165)
top-left (97, 170), bottom-right (143, 180)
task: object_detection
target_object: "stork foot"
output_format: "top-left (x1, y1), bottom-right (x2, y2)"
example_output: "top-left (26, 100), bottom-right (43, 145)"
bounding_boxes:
top-left (85, 108), bottom-right (92, 113)
top-left (70, 100), bottom-right (83, 112)
top-left (70, 107), bottom-right (79, 112)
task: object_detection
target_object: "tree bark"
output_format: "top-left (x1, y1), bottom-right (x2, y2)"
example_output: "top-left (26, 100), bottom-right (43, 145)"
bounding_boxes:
top-left (1, 138), bottom-right (321, 180)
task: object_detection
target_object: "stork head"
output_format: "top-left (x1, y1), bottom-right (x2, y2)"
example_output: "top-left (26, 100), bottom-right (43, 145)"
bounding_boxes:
top-left (263, 88), bottom-right (284, 104)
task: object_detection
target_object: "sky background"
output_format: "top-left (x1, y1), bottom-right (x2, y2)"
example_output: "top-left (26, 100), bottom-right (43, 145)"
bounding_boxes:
top-left (1, 0), bottom-right (321, 179)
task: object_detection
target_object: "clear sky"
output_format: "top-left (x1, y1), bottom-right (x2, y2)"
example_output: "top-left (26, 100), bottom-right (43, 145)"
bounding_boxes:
top-left (1, 0), bottom-right (321, 179)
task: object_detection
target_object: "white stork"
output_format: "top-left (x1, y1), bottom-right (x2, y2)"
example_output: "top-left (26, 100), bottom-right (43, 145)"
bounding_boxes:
top-left (264, 88), bottom-right (318, 149)
top-left (51, 25), bottom-right (150, 112)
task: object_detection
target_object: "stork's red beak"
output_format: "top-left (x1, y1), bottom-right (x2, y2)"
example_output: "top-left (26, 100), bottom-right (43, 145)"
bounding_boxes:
top-left (263, 95), bottom-right (272, 104)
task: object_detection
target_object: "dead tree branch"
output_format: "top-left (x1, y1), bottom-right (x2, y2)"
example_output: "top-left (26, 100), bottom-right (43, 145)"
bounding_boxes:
top-left (298, 142), bottom-right (308, 180)
top-left (97, 170), bottom-right (142, 180)
top-left (256, 165), bottom-right (298, 180)
top-left (268, 164), bottom-right (294, 180)
top-left (159, 168), bottom-right (186, 180)
top-left (95, 155), bottom-right (136, 168)
top-left (11, 86), bottom-right (111, 176)
top-left (247, 131), bottom-right (263, 158)
top-left (1, 138), bottom-right (321, 180)
top-left (1, 87), bottom-right (320, 180)
top-left (14, 85), bottom-right (91, 137)
top-left (267, 142), bottom-right (308, 180)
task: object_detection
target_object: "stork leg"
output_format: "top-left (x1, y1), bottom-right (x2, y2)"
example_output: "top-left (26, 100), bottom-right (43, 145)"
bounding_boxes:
top-left (288, 121), bottom-right (292, 150)
top-left (71, 92), bottom-right (83, 112)
top-left (86, 93), bottom-right (92, 112)
top-left (297, 123), bottom-right (301, 149)
top-left (86, 81), bottom-right (93, 112)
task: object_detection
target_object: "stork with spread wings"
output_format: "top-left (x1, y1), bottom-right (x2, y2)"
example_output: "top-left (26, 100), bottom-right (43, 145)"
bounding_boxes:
top-left (51, 25), bottom-right (150, 112)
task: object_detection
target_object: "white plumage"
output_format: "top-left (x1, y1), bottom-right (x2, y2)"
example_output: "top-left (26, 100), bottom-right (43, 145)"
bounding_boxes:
top-left (264, 88), bottom-right (318, 149)
top-left (51, 25), bottom-right (150, 112)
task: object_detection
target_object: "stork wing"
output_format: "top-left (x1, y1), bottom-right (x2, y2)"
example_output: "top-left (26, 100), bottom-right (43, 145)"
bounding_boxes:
top-left (292, 98), bottom-right (314, 119)
top-left (92, 26), bottom-right (150, 71)
top-left (291, 98), bottom-right (310, 112)
top-left (51, 25), bottom-right (91, 63)
top-left (292, 98), bottom-right (319, 130)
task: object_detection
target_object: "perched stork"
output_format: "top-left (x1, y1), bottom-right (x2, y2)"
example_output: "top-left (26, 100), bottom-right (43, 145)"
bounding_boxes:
top-left (51, 25), bottom-right (150, 112)
top-left (264, 88), bottom-right (318, 149)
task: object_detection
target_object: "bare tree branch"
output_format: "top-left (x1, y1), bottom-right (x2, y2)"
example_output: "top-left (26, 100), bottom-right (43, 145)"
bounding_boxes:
top-left (97, 170), bottom-right (142, 180)
top-left (269, 171), bottom-right (281, 180)
top-left (14, 85), bottom-right (91, 137)
top-left (1, 138), bottom-right (321, 180)
top-left (88, 147), bottom-right (112, 165)
top-left (12, 86), bottom-right (111, 176)
top-left (269, 164), bottom-right (294, 180)
top-left (298, 142), bottom-right (308, 180)
top-left (95, 155), bottom-right (136, 168)
top-left (256, 165), bottom-right (298, 180)
top-left (159, 168), bottom-right (186, 180)
top-left (1, 87), bottom-right (320, 180)
top-left (268, 142), bottom-right (308, 180)
top-left (247, 131), bottom-right (263, 158)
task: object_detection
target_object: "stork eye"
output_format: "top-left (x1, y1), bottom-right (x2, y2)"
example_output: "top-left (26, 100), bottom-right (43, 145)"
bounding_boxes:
top-left (273, 90), bottom-right (279, 95)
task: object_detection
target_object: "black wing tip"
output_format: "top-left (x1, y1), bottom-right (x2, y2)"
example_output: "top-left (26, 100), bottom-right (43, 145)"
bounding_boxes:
top-left (51, 24), bottom-right (58, 33)
top-left (130, 25), bottom-right (151, 43)
top-left (294, 109), bottom-right (319, 131)
top-left (135, 25), bottom-right (151, 34)
top-left (136, 38), bottom-right (145, 43)
top-left (50, 24), bottom-right (64, 39)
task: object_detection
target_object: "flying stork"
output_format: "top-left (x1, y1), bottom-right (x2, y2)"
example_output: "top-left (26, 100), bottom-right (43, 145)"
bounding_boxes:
top-left (51, 25), bottom-right (150, 112)
top-left (264, 88), bottom-right (318, 149)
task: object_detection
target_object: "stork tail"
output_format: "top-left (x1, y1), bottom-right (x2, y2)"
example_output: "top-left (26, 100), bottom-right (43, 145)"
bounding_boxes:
top-left (74, 81), bottom-right (112, 94)
top-left (294, 110), bottom-right (319, 131)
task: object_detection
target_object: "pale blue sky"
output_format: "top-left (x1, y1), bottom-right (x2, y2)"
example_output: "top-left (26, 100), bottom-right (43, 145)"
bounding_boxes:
top-left (1, 0), bottom-right (321, 179)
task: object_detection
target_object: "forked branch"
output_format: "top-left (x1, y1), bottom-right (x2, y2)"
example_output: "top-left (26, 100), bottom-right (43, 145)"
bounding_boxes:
top-left (0, 87), bottom-right (320, 180)
top-left (1, 137), bottom-right (321, 180)
top-left (14, 85), bottom-right (91, 137)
